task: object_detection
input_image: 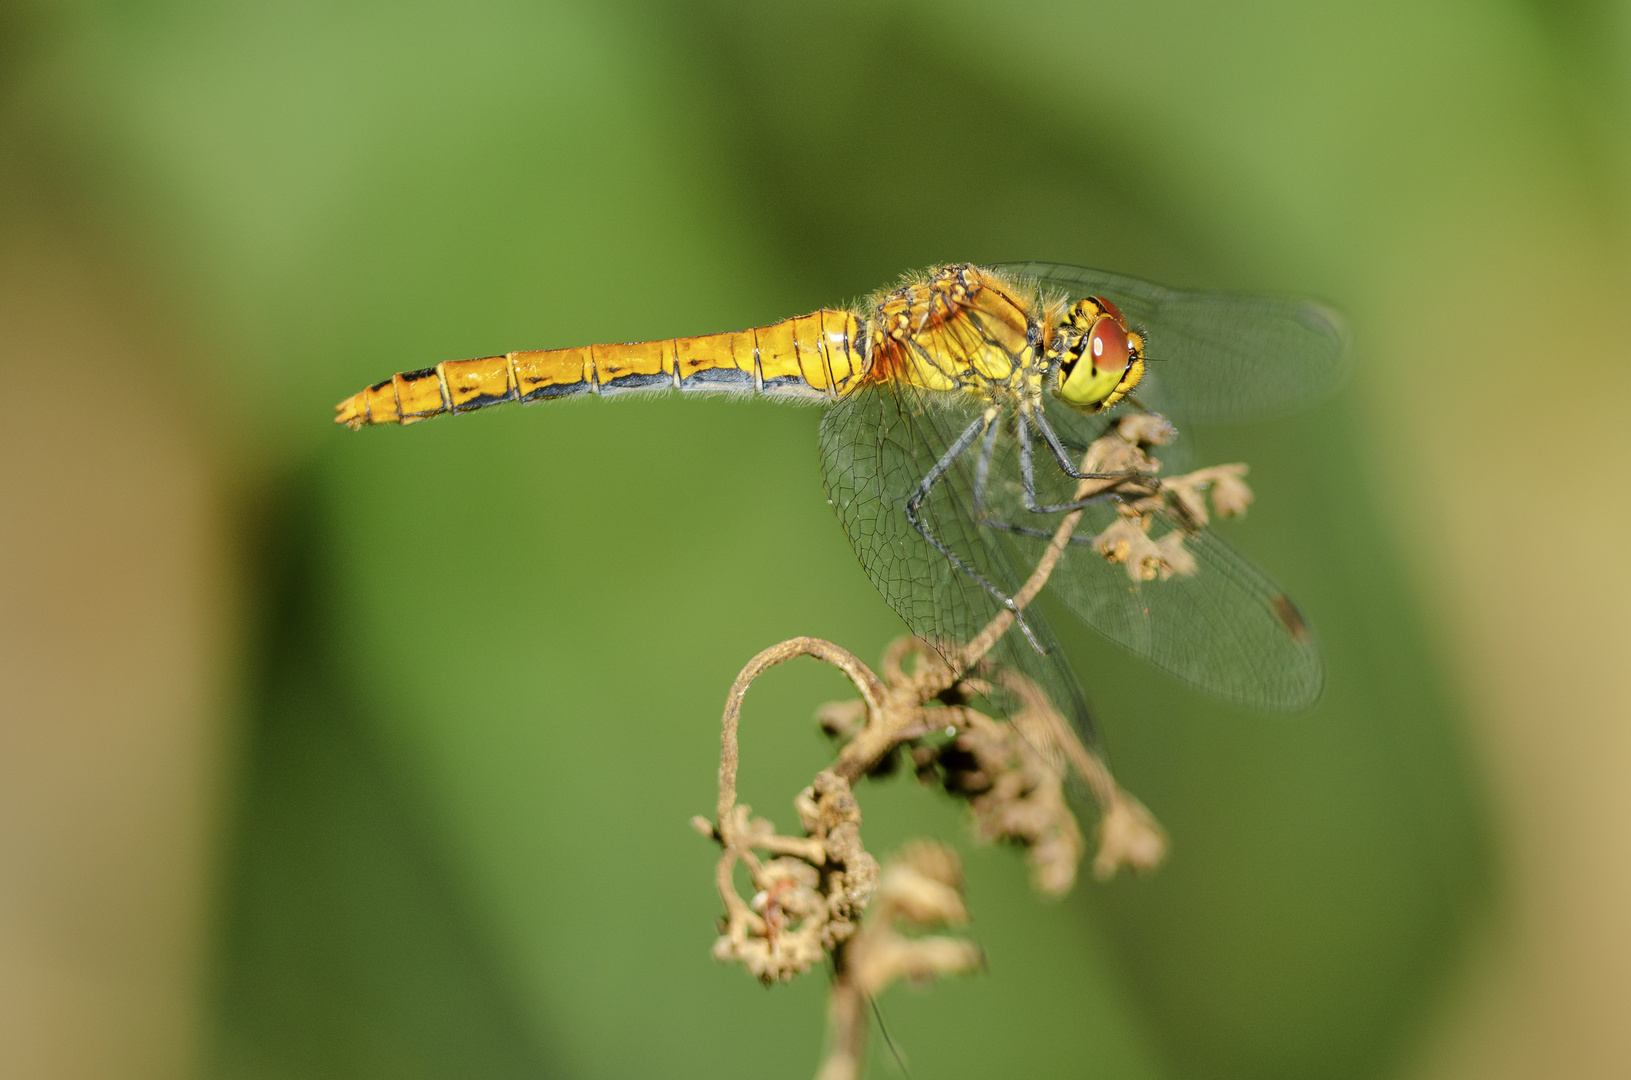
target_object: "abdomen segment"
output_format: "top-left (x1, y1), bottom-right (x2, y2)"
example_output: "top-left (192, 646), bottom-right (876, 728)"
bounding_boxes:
top-left (334, 309), bottom-right (867, 429)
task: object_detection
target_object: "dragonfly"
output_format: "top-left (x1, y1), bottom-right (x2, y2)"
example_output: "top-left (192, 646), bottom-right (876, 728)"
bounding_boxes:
top-left (335, 262), bottom-right (1349, 742)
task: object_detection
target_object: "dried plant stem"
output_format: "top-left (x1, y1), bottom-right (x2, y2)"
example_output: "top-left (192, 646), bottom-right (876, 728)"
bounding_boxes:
top-left (702, 425), bottom-right (1186, 1079)
top-left (717, 637), bottom-right (884, 825)
top-left (816, 959), bottom-right (869, 1080)
top-left (961, 471), bottom-right (1126, 669)
top-left (811, 457), bottom-right (1130, 1079)
top-left (712, 637), bottom-right (885, 937)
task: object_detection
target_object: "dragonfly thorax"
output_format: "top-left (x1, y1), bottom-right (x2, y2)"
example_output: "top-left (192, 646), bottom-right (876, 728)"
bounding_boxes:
top-left (864, 264), bottom-right (1044, 398)
top-left (1050, 296), bottom-right (1146, 413)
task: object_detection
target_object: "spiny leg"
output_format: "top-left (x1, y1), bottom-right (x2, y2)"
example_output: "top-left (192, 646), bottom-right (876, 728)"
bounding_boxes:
top-left (972, 415), bottom-right (1124, 542)
top-left (904, 410), bottom-right (1045, 653)
top-left (984, 520), bottom-right (1108, 545)
top-left (969, 414), bottom-right (1003, 521)
top-left (1029, 407), bottom-right (1135, 483)
top-left (1016, 412), bottom-right (1141, 515)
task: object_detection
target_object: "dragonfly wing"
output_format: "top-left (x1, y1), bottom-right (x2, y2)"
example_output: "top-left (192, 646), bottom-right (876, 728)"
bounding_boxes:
top-left (1028, 518), bottom-right (1322, 710)
top-left (818, 381), bottom-right (1101, 744)
top-left (985, 398), bottom-right (1324, 711)
top-left (992, 261), bottom-right (1352, 424)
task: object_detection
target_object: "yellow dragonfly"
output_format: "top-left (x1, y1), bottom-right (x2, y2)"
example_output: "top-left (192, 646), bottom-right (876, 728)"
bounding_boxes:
top-left (336, 263), bottom-right (1348, 736)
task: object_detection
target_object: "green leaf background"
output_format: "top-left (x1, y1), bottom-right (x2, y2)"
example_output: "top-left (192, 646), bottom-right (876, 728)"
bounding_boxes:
top-left (7, 1), bottom-right (1628, 1077)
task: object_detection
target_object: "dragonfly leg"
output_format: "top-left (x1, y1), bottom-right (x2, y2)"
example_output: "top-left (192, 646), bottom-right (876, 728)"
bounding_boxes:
top-left (984, 519), bottom-right (1105, 544)
top-left (969, 414), bottom-right (1003, 522)
top-left (905, 411), bottom-right (1044, 653)
top-left (1016, 413), bottom-right (1140, 514)
top-left (1030, 408), bottom-right (1134, 482)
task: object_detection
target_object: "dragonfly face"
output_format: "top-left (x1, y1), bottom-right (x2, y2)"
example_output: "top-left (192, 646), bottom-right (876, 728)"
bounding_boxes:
top-left (1051, 296), bottom-right (1147, 413)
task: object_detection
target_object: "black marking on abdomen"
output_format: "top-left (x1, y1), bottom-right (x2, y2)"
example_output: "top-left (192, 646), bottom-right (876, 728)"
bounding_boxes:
top-left (450, 387), bottom-right (520, 413)
top-left (520, 381), bottom-right (590, 403)
top-left (598, 372), bottom-right (671, 395)
top-left (679, 368), bottom-right (755, 392)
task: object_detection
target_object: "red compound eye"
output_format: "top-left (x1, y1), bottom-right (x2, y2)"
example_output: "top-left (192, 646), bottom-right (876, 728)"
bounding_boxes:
top-left (1093, 295), bottom-right (1124, 321)
top-left (1088, 316), bottom-right (1130, 374)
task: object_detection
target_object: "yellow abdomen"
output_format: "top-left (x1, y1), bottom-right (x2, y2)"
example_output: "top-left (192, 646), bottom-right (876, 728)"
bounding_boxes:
top-left (334, 309), bottom-right (868, 429)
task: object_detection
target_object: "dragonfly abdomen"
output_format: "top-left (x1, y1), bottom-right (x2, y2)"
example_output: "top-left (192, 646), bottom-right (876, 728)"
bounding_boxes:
top-left (334, 310), bottom-right (868, 428)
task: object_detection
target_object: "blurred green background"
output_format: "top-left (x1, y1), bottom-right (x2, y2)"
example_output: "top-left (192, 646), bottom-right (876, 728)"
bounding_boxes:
top-left (3, 2), bottom-right (1628, 1079)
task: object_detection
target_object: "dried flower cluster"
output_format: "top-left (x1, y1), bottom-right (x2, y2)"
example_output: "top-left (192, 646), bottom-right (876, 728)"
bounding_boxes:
top-left (694, 415), bottom-right (1252, 1078)
top-left (817, 841), bottom-right (984, 1080)
top-left (839, 840), bottom-right (983, 993)
top-left (697, 769), bottom-right (878, 984)
top-left (1087, 414), bottom-right (1256, 582)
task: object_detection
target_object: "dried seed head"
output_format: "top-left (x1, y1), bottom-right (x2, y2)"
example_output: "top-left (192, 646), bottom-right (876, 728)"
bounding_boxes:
top-left (1166, 481), bottom-right (1210, 527)
top-left (1154, 531), bottom-right (1198, 579)
top-left (1094, 516), bottom-right (1165, 581)
top-left (874, 843), bottom-right (970, 928)
top-left (844, 842), bottom-right (984, 996)
top-left (1117, 413), bottom-right (1178, 446)
top-left (1092, 788), bottom-right (1170, 881)
top-left (1162, 462), bottom-right (1254, 528)
top-left (816, 698), bottom-right (868, 740)
top-left (1209, 465), bottom-right (1254, 518)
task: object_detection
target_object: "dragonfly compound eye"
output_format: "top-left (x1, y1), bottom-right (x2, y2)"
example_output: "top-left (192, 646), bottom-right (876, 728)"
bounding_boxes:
top-left (1088, 316), bottom-right (1131, 376)
top-left (1056, 308), bottom-right (1143, 411)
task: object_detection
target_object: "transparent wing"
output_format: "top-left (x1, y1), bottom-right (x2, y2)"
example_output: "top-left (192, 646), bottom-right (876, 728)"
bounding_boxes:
top-left (986, 394), bottom-right (1324, 711)
top-left (818, 382), bottom-right (1103, 745)
top-left (992, 261), bottom-right (1352, 424)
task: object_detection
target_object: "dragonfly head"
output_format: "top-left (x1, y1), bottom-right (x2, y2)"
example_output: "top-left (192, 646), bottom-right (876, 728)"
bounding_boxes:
top-left (1052, 296), bottom-right (1146, 412)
